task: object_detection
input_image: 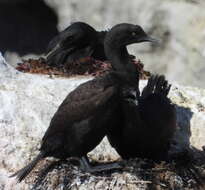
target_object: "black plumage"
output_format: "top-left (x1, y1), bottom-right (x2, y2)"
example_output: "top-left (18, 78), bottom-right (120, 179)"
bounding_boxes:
top-left (104, 24), bottom-right (176, 161)
top-left (107, 74), bottom-right (177, 161)
top-left (11, 23), bottom-right (155, 182)
top-left (46, 22), bottom-right (107, 67)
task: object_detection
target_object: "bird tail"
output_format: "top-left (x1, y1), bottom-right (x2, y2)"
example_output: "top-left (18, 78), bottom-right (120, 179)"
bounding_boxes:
top-left (10, 151), bottom-right (45, 182)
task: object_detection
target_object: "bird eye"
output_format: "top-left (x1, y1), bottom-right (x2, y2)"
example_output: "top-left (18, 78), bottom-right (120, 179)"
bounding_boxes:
top-left (132, 32), bottom-right (137, 36)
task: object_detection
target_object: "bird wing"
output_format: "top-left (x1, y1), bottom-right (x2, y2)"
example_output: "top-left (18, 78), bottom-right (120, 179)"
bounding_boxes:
top-left (46, 45), bottom-right (94, 66)
top-left (57, 77), bottom-right (115, 120)
top-left (64, 46), bottom-right (94, 64)
top-left (42, 76), bottom-right (116, 142)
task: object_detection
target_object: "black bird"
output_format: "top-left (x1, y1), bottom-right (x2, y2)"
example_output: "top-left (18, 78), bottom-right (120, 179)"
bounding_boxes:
top-left (11, 23), bottom-right (155, 182)
top-left (107, 74), bottom-right (177, 161)
top-left (46, 22), bottom-right (107, 67)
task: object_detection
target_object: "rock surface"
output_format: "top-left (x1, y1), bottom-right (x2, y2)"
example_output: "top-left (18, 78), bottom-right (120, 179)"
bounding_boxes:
top-left (0, 54), bottom-right (205, 189)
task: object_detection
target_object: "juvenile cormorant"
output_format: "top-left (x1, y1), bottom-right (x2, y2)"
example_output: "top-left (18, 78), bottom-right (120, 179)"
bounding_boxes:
top-left (107, 74), bottom-right (177, 160)
top-left (46, 22), bottom-right (107, 67)
top-left (11, 23), bottom-right (155, 182)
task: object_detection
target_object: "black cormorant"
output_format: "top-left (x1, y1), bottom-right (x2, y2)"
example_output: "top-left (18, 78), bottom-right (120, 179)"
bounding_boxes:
top-left (11, 23), bottom-right (155, 182)
top-left (107, 74), bottom-right (177, 161)
top-left (46, 22), bottom-right (107, 67)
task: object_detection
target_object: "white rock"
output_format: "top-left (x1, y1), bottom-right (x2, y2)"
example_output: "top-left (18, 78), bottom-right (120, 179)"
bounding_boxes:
top-left (0, 55), bottom-right (205, 189)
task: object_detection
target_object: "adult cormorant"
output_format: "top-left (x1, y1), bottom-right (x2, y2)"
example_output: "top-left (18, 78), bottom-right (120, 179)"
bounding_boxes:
top-left (46, 22), bottom-right (107, 67)
top-left (107, 74), bottom-right (177, 161)
top-left (11, 23), bottom-right (155, 182)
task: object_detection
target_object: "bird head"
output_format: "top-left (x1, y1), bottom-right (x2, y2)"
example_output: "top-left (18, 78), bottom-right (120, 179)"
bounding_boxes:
top-left (61, 22), bottom-right (97, 47)
top-left (104, 23), bottom-right (158, 48)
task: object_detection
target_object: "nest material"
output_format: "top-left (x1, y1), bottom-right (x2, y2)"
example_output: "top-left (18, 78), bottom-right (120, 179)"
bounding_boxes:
top-left (16, 57), bottom-right (151, 79)
top-left (23, 150), bottom-right (205, 190)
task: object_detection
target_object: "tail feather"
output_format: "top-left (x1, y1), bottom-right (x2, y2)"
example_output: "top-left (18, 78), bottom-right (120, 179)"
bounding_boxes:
top-left (10, 151), bottom-right (45, 182)
top-left (141, 75), bottom-right (158, 99)
top-left (141, 75), bottom-right (171, 99)
top-left (155, 75), bottom-right (171, 96)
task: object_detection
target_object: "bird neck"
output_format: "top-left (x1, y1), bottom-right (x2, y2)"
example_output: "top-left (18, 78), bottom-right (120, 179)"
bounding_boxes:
top-left (106, 45), bottom-right (130, 72)
top-left (105, 41), bottom-right (139, 88)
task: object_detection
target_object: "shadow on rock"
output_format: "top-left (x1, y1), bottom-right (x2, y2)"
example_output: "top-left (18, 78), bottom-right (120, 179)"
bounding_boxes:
top-left (0, 0), bottom-right (58, 56)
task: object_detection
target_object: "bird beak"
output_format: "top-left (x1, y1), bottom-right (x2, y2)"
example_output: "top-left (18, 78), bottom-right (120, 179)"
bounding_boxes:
top-left (138, 35), bottom-right (159, 44)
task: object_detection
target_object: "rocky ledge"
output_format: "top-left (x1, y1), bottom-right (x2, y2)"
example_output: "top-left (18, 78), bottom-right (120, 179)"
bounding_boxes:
top-left (0, 54), bottom-right (205, 190)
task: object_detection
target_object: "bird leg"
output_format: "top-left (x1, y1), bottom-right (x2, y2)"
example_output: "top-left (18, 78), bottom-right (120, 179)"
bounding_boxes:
top-left (79, 156), bottom-right (122, 173)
